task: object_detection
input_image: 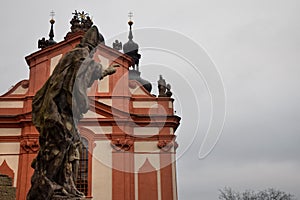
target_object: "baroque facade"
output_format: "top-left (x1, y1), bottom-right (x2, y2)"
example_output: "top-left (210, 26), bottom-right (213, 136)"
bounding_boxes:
top-left (0, 12), bottom-right (180, 200)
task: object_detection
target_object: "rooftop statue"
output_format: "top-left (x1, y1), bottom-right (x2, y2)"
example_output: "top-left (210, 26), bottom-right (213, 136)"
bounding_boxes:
top-left (158, 75), bottom-right (172, 97)
top-left (27, 26), bottom-right (117, 200)
top-left (70, 10), bottom-right (93, 33)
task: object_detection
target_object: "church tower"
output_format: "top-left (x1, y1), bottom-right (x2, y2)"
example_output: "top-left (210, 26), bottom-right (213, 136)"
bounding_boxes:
top-left (0, 11), bottom-right (180, 200)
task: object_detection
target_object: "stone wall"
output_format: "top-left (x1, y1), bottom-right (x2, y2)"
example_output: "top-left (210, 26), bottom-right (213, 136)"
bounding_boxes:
top-left (0, 174), bottom-right (16, 200)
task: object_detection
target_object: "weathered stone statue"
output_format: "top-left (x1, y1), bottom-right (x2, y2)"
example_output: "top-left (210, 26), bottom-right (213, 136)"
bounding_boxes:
top-left (157, 75), bottom-right (172, 98)
top-left (27, 26), bottom-right (116, 200)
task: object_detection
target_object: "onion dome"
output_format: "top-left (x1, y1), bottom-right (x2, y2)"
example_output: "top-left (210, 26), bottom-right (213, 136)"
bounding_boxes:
top-left (124, 12), bottom-right (152, 93)
top-left (123, 18), bottom-right (141, 71)
top-left (123, 20), bottom-right (139, 53)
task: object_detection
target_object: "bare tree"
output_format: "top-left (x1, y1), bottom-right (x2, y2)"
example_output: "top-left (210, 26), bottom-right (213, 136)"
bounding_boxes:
top-left (219, 187), bottom-right (296, 200)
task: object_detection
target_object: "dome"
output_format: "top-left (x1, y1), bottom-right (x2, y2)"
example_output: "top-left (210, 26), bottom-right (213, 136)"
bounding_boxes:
top-left (129, 70), bottom-right (152, 93)
top-left (123, 40), bottom-right (139, 54)
top-left (122, 20), bottom-right (141, 70)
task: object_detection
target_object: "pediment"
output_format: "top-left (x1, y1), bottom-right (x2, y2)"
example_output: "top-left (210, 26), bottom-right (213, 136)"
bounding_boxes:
top-left (0, 80), bottom-right (29, 97)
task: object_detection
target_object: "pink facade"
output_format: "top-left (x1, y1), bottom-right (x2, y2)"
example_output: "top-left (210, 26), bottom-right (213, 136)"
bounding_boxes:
top-left (0, 18), bottom-right (180, 200)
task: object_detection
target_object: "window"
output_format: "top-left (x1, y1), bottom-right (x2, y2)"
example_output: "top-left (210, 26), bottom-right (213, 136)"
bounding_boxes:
top-left (76, 137), bottom-right (89, 196)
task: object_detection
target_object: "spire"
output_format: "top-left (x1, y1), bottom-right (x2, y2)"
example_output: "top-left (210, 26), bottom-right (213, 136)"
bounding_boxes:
top-left (48, 10), bottom-right (56, 44)
top-left (38, 11), bottom-right (57, 49)
top-left (123, 12), bottom-right (141, 71)
top-left (124, 12), bottom-right (152, 93)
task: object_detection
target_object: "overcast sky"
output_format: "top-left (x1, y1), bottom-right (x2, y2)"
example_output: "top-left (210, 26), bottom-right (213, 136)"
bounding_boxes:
top-left (1, 0), bottom-right (300, 199)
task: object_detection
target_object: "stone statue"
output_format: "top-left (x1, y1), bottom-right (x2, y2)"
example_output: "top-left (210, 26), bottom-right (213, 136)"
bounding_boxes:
top-left (112, 40), bottom-right (122, 51)
top-left (158, 75), bottom-right (172, 97)
top-left (27, 26), bottom-right (117, 200)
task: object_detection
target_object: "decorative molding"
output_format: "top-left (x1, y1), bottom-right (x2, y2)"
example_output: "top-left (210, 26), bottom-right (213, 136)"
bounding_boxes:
top-left (20, 139), bottom-right (39, 153)
top-left (157, 140), bottom-right (178, 152)
top-left (11, 80), bottom-right (29, 95)
top-left (110, 138), bottom-right (133, 151)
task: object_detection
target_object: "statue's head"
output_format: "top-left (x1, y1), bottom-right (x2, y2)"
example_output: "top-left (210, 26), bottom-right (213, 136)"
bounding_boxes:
top-left (80, 26), bottom-right (105, 50)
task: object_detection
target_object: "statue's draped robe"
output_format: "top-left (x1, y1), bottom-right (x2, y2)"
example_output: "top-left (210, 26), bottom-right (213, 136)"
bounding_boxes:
top-left (27, 46), bottom-right (102, 200)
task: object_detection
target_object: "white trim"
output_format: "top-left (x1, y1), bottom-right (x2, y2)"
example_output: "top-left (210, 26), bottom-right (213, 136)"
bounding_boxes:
top-left (98, 55), bottom-right (109, 93)
top-left (133, 127), bottom-right (159, 136)
top-left (157, 169), bottom-right (162, 200)
top-left (0, 101), bottom-right (23, 108)
top-left (172, 154), bottom-right (178, 200)
top-left (11, 86), bottom-right (28, 95)
top-left (83, 110), bottom-right (105, 118)
top-left (169, 101), bottom-right (173, 109)
top-left (92, 141), bottom-right (112, 199)
top-left (135, 173), bottom-right (138, 200)
top-left (134, 142), bottom-right (160, 153)
top-left (0, 143), bottom-right (20, 154)
top-left (50, 54), bottom-right (62, 75)
top-left (0, 128), bottom-right (21, 136)
top-left (83, 126), bottom-right (112, 134)
top-left (170, 127), bottom-right (174, 135)
top-left (133, 101), bottom-right (158, 108)
top-left (98, 99), bottom-right (112, 106)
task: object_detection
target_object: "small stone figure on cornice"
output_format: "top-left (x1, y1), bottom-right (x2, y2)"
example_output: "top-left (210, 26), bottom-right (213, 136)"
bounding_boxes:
top-left (38, 37), bottom-right (47, 49)
top-left (166, 83), bottom-right (172, 97)
top-left (158, 75), bottom-right (173, 97)
top-left (113, 40), bottom-right (122, 51)
top-left (158, 75), bottom-right (167, 97)
top-left (83, 16), bottom-right (93, 31)
top-left (70, 14), bottom-right (80, 32)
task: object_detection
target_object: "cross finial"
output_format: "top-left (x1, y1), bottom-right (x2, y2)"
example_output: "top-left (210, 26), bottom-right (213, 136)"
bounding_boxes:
top-left (128, 11), bottom-right (133, 21)
top-left (50, 10), bottom-right (55, 19)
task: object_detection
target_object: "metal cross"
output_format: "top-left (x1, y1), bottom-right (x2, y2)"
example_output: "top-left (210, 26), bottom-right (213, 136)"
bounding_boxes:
top-left (50, 10), bottom-right (55, 19)
top-left (128, 11), bottom-right (133, 20)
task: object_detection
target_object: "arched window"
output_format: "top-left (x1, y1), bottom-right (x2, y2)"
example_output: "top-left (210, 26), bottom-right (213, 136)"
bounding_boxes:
top-left (76, 137), bottom-right (89, 196)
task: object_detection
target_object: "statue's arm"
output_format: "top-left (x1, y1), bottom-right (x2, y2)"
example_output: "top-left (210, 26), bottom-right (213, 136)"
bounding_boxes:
top-left (99, 64), bottom-right (118, 80)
